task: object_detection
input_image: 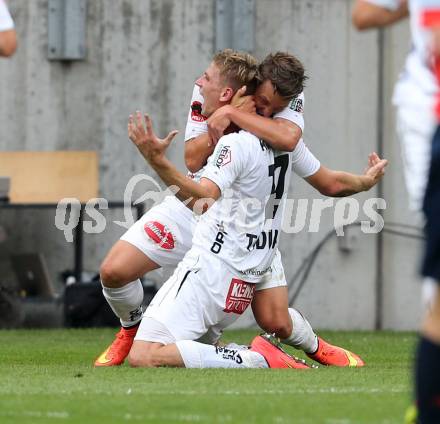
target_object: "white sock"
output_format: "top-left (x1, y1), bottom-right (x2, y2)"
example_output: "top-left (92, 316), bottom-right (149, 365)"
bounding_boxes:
top-left (176, 340), bottom-right (268, 369)
top-left (223, 343), bottom-right (249, 350)
top-left (101, 279), bottom-right (144, 327)
top-left (281, 308), bottom-right (318, 354)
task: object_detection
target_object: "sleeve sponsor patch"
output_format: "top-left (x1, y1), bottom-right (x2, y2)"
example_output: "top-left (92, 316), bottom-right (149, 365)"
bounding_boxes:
top-left (289, 98), bottom-right (303, 113)
top-left (191, 101), bottom-right (207, 122)
top-left (215, 145), bottom-right (232, 168)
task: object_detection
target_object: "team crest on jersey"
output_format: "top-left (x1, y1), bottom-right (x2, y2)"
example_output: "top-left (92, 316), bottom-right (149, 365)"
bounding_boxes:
top-left (144, 221), bottom-right (175, 250)
top-left (191, 101), bottom-right (207, 122)
top-left (223, 279), bottom-right (255, 314)
top-left (289, 97), bottom-right (303, 113)
top-left (215, 145), bottom-right (231, 168)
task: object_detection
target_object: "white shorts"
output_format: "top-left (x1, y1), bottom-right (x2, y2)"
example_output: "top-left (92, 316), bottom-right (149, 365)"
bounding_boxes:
top-left (120, 196), bottom-right (197, 266)
top-left (121, 195), bottom-right (288, 291)
top-left (254, 249), bottom-right (287, 291)
top-left (135, 248), bottom-right (257, 345)
top-left (396, 104), bottom-right (436, 211)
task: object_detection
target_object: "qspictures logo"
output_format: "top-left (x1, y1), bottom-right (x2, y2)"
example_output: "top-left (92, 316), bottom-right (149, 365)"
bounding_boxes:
top-left (54, 174), bottom-right (387, 242)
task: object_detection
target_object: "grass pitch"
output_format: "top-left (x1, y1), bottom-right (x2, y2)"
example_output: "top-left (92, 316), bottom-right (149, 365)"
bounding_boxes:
top-left (0, 329), bottom-right (415, 424)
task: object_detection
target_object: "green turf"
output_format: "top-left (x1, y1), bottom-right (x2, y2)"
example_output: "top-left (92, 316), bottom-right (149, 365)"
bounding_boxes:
top-left (0, 329), bottom-right (415, 424)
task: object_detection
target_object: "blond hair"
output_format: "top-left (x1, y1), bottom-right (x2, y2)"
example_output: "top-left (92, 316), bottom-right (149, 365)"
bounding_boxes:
top-left (213, 49), bottom-right (261, 95)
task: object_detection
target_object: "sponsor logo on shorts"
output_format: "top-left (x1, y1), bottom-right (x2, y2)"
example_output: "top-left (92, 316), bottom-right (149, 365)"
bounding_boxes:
top-left (215, 145), bottom-right (231, 168)
top-left (224, 279), bottom-right (255, 314)
top-left (190, 101), bottom-right (207, 122)
top-left (289, 97), bottom-right (303, 113)
top-left (144, 221), bottom-right (175, 250)
top-left (239, 266), bottom-right (272, 277)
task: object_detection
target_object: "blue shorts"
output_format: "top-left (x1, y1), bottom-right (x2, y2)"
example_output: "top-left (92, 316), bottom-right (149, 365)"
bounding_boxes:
top-left (422, 124), bottom-right (440, 282)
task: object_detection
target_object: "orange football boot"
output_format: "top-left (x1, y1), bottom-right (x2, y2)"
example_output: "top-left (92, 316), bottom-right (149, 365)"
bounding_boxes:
top-left (250, 334), bottom-right (310, 369)
top-left (94, 325), bottom-right (139, 367)
top-left (307, 337), bottom-right (365, 367)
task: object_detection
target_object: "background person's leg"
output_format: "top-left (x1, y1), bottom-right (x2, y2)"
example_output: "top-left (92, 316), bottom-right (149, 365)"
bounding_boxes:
top-left (417, 125), bottom-right (440, 423)
top-left (417, 290), bottom-right (440, 424)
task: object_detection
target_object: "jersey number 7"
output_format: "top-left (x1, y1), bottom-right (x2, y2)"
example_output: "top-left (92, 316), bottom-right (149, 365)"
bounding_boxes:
top-left (267, 154), bottom-right (289, 219)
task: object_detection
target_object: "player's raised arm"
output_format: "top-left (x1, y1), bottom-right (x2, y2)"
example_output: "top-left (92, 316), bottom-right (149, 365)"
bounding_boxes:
top-left (128, 112), bottom-right (220, 213)
top-left (352, 0), bottom-right (409, 30)
top-left (305, 152), bottom-right (388, 197)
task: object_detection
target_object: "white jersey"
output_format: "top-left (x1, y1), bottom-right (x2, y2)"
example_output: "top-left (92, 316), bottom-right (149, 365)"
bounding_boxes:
top-left (234, 138), bottom-right (320, 280)
top-left (192, 131), bottom-right (274, 280)
top-left (0, 0), bottom-right (14, 31)
top-left (364, 0), bottom-right (436, 114)
top-left (192, 129), bottom-right (319, 282)
top-left (391, 0), bottom-right (437, 117)
top-left (184, 85), bottom-right (209, 182)
top-left (365, 0), bottom-right (438, 210)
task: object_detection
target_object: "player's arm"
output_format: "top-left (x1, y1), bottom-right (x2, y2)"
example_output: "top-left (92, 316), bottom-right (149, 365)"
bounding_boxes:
top-left (184, 86), bottom-right (256, 173)
top-left (305, 152), bottom-right (388, 197)
top-left (128, 112), bottom-right (220, 213)
top-left (145, 155), bottom-right (220, 213)
top-left (208, 104), bottom-right (302, 152)
top-left (0, 29), bottom-right (17, 57)
top-left (184, 132), bottom-right (216, 173)
top-left (352, 0), bottom-right (408, 30)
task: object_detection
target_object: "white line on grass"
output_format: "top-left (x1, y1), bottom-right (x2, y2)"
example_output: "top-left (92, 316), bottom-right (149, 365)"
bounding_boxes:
top-left (0, 410), bottom-right (69, 419)
top-left (127, 386), bottom-right (409, 396)
top-left (0, 385), bottom-right (409, 396)
top-left (0, 410), bottom-right (401, 424)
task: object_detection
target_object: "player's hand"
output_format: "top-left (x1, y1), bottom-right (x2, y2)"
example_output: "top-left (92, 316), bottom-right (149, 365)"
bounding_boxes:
top-left (231, 86), bottom-right (256, 114)
top-left (128, 111), bottom-right (178, 163)
top-left (207, 106), bottom-right (232, 146)
top-left (363, 152), bottom-right (388, 189)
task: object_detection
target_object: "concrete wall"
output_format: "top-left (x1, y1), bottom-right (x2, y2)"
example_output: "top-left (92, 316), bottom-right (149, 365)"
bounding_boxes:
top-left (0, 0), bottom-right (420, 329)
top-left (0, 0), bottom-right (216, 292)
